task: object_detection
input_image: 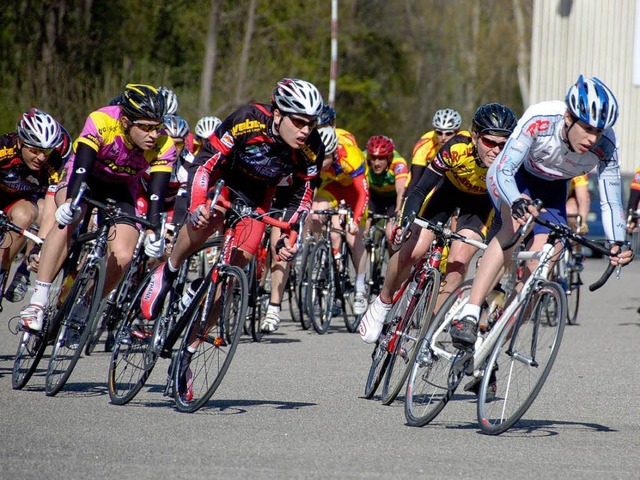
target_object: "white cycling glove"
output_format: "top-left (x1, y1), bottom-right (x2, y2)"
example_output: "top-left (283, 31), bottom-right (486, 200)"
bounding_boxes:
top-left (144, 232), bottom-right (165, 258)
top-left (55, 203), bottom-right (81, 226)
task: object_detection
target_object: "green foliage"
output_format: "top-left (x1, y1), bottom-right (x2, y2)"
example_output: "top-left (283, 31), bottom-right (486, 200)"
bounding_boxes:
top-left (0, 0), bottom-right (531, 158)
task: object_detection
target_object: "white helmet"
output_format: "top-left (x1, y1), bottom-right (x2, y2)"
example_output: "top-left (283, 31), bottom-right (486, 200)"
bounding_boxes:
top-left (17, 108), bottom-right (62, 149)
top-left (158, 86), bottom-right (179, 116)
top-left (272, 78), bottom-right (323, 117)
top-left (318, 126), bottom-right (338, 155)
top-left (195, 116), bottom-right (222, 140)
top-left (432, 108), bottom-right (462, 130)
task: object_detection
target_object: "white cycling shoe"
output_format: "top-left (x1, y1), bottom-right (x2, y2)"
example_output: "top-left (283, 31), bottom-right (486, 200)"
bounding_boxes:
top-left (359, 295), bottom-right (392, 344)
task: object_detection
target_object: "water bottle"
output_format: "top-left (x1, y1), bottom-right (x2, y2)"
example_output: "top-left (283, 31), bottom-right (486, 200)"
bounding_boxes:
top-left (179, 278), bottom-right (203, 311)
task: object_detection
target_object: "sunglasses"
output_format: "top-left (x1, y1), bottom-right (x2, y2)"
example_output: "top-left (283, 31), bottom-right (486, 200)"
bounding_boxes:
top-left (435, 130), bottom-right (456, 137)
top-left (25, 145), bottom-right (54, 156)
top-left (479, 136), bottom-right (507, 150)
top-left (285, 114), bottom-right (317, 130)
top-left (133, 121), bottom-right (164, 133)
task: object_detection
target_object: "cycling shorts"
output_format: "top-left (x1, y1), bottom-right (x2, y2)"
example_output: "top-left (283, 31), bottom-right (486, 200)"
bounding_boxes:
top-left (315, 182), bottom-right (367, 227)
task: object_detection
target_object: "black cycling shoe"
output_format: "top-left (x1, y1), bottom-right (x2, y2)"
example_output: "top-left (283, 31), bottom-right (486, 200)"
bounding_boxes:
top-left (450, 316), bottom-right (478, 351)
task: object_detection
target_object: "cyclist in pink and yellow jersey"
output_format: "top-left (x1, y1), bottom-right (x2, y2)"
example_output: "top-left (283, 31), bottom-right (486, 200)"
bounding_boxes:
top-left (20, 84), bottom-right (175, 332)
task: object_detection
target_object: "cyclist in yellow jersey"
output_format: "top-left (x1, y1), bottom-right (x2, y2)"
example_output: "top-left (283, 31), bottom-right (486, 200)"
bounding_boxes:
top-left (310, 125), bottom-right (369, 314)
top-left (408, 108), bottom-right (464, 191)
top-left (364, 135), bottom-right (409, 239)
top-left (567, 173), bottom-right (590, 234)
top-left (360, 103), bottom-right (518, 345)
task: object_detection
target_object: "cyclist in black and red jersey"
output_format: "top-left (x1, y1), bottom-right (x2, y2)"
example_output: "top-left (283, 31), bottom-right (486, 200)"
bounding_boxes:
top-left (0, 109), bottom-right (71, 301)
top-left (141, 78), bottom-right (325, 322)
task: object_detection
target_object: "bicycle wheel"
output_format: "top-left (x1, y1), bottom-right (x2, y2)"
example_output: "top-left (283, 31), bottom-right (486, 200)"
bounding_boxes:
top-left (11, 269), bottom-right (65, 390)
top-left (250, 250), bottom-right (270, 342)
top-left (341, 250), bottom-right (362, 333)
top-left (307, 240), bottom-right (335, 334)
top-left (107, 272), bottom-right (163, 405)
top-left (45, 261), bottom-right (105, 396)
top-left (566, 269), bottom-right (581, 325)
top-left (404, 280), bottom-right (473, 427)
top-left (298, 240), bottom-right (314, 330)
top-left (381, 268), bottom-right (440, 405)
top-left (173, 265), bottom-right (247, 413)
top-left (477, 280), bottom-right (566, 435)
top-left (363, 291), bottom-right (409, 399)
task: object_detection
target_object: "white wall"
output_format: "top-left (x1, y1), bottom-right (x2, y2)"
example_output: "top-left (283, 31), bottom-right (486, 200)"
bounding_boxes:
top-left (530, 0), bottom-right (639, 173)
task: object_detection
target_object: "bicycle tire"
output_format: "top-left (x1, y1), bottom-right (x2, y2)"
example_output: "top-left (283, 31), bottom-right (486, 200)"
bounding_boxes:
top-left (381, 268), bottom-right (440, 405)
top-left (45, 261), bottom-right (105, 396)
top-left (298, 241), bottom-right (314, 330)
top-left (173, 265), bottom-right (247, 413)
top-left (307, 240), bottom-right (335, 334)
top-left (11, 269), bottom-right (65, 390)
top-left (566, 269), bottom-right (581, 325)
top-left (107, 271), bottom-right (160, 405)
top-left (404, 280), bottom-right (473, 427)
top-left (477, 280), bottom-right (566, 435)
top-left (85, 295), bottom-right (115, 355)
top-left (250, 248), bottom-right (270, 342)
top-left (341, 249), bottom-right (362, 333)
top-left (363, 290), bottom-right (410, 399)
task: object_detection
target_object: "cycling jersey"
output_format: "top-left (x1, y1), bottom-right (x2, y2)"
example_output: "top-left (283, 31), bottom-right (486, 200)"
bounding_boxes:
top-left (190, 103), bottom-right (323, 226)
top-left (65, 105), bottom-right (176, 225)
top-left (489, 100), bottom-right (625, 240)
top-left (404, 132), bottom-right (490, 219)
top-left (365, 150), bottom-right (409, 201)
top-left (0, 129), bottom-right (71, 202)
top-left (567, 173), bottom-right (589, 197)
top-left (317, 141), bottom-right (369, 225)
top-left (336, 128), bottom-right (359, 148)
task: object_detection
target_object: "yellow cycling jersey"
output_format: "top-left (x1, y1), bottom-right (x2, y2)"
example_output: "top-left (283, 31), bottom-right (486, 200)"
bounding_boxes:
top-left (320, 142), bottom-right (365, 187)
top-left (336, 128), bottom-right (359, 149)
top-left (430, 132), bottom-right (487, 195)
top-left (412, 129), bottom-right (471, 167)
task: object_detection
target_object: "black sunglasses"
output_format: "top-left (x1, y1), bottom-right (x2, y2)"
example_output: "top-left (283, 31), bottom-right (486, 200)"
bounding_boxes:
top-left (285, 114), bottom-right (317, 130)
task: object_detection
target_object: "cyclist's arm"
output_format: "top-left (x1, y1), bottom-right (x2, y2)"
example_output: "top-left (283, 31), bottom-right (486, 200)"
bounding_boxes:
top-left (574, 182), bottom-right (590, 230)
top-left (66, 142), bottom-right (97, 200)
top-left (597, 154), bottom-right (626, 241)
top-left (145, 170), bottom-right (171, 228)
top-left (406, 164), bottom-right (425, 194)
top-left (189, 142), bottom-right (224, 213)
top-left (350, 171), bottom-right (369, 225)
top-left (402, 164), bottom-right (443, 218)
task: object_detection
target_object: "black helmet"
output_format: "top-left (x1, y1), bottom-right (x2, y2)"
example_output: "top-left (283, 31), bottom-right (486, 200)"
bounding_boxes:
top-left (472, 103), bottom-right (517, 137)
top-left (120, 84), bottom-right (165, 121)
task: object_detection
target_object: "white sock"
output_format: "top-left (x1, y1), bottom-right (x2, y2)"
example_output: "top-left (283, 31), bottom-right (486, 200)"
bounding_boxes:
top-left (167, 258), bottom-right (179, 273)
top-left (459, 304), bottom-right (481, 322)
top-left (267, 304), bottom-right (280, 314)
top-left (30, 280), bottom-right (51, 307)
top-left (355, 274), bottom-right (366, 292)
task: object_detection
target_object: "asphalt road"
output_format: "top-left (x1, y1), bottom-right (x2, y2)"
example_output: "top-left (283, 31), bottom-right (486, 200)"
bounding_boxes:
top-left (0, 258), bottom-right (639, 480)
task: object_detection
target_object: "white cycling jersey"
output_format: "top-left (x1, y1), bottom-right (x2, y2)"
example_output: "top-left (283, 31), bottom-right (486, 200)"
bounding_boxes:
top-left (487, 100), bottom-right (625, 241)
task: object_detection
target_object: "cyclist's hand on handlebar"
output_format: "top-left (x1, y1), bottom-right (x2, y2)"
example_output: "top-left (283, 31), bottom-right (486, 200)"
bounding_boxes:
top-left (346, 219), bottom-right (359, 235)
top-left (510, 197), bottom-right (537, 225)
top-left (609, 243), bottom-right (634, 267)
top-left (189, 204), bottom-right (209, 230)
top-left (55, 201), bottom-right (81, 226)
top-left (144, 231), bottom-right (165, 258)
top-left (578, 221), bottom-right (589, 235)
top-left (275, 234), bottom-right (297, 262)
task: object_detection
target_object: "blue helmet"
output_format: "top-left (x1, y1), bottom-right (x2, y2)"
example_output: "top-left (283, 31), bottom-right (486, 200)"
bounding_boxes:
top-left (566, 75), bottom-right (619, 129)
top-left (164, 115), bottom-right (189, 138)
top-left (318, 104), bottom-right (336, 127)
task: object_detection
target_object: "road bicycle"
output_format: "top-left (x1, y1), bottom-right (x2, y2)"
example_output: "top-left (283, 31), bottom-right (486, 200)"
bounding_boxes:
top-left (108, 181), bottom-right (298, 412)
top-left (552, 213), bottom-right (584, 325)
top-left (365, 213), bottom-right (391, 299)
top-left (44, 183), bottom-right (163, 396)
top-left (305, 203), bottom-right (362, 334)
top-left (404, 207), bottom-right (620, 434)
top-left (364, 214), bottom-right (486, 404)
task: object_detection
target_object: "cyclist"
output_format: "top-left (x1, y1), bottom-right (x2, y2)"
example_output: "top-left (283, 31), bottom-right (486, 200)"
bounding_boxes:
top-left (140, 77), bottom-right (324, 323)
top-left (20, 84), bottom-right (175, 332)
top-left (408, 108), bottom-right (464, 192)
top-left (0, 109), bottom-right (71, 302)
top-left (450, 75), bottom-right (633, 352)
top-left (566, 173), bottom-right (590, 235)
top-left (193, 115), bottom-right (222, 155)
top-left (364, 135), bottom-right (409, 239)
top-left (359, 103), bottom-right (517, 344)
top-left (259, 125), bottom-right (339, 333)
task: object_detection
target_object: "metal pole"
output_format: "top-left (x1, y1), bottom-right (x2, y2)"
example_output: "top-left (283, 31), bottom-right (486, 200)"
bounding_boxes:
top-left (329, 0), bottom-right (338, 106)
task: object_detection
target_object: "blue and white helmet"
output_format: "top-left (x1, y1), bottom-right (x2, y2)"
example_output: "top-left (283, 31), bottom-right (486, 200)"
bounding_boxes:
top-left (566, 75), bottom-right (619, 129)
top-left (164, 115), bottom-right (189, 138)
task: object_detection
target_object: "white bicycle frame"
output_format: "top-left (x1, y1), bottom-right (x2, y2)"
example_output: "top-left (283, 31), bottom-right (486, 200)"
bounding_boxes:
top-left (424, 240), bottom-right (556, 379)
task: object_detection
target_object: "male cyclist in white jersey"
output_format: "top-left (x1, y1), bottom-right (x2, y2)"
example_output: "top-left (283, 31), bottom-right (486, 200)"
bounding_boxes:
top-left (450, 75), bottom-right (633, 351)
